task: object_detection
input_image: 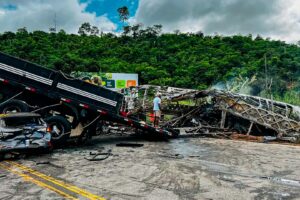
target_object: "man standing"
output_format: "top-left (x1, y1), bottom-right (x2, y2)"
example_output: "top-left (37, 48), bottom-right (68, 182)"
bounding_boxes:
top-left (153, 93), bottom-right (162, 127)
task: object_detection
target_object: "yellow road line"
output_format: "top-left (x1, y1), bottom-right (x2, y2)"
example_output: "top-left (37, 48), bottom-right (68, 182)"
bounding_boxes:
top-left (7, 161), bottom-right (106, 200)
top-left (0, 163), bottom-right (77, 200)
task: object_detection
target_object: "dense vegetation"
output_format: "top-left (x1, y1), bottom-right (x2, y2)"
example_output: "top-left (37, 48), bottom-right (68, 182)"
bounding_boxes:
top-left (0, 25), bottom-right (300, 104)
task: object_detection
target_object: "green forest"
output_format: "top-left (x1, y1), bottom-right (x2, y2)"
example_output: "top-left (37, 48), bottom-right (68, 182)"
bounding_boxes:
top-left (0, 24), bottom-right (300, 104)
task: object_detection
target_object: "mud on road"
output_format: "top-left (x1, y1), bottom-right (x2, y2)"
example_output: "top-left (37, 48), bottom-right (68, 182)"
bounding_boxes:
top-left (1, 136), bottom-right (300, 200)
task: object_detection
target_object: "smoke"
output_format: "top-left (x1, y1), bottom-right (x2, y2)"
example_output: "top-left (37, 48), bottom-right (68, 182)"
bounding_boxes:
top-left (210, 76), bottom-right (256, 95)
top-left (210, 82), bottom-right (227, 91)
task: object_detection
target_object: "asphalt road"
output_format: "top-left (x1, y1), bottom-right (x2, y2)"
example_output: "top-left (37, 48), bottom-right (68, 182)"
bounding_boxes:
top-left (1, 136), bottom-right (300, 200)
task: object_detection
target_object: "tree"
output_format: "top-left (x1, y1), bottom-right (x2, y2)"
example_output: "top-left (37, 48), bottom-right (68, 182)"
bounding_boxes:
top-left (131, 23), bottom-right (142, 38)
top-left (174, 29), bottom-right (180, 35)
top-left (58, 29), bottom-right (66, 34)
top-left (140, 25), bottom-right (162, 38)
top-left (49, 27), bottom-right (56, 33)
top-left (153, 25), bottom-right (162, 35)
top-left (195, 30), bottom-right (204, 38)
top-left (90, 26), bottom-right (100, 36)
top-left (122, 25), bottom-right (131, 36)
top-left (17, 27), bottom-right (28, 34)
top-left (78, 22), bottom-right (91, 36)
top-left (117, 6), bottom-right (129, 23)
top-left (78, 23), bottom-right (99, 36)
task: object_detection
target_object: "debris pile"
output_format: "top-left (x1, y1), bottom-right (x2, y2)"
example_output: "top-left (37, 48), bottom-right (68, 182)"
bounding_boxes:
top-left (129, 86), bottom-right (300, 143)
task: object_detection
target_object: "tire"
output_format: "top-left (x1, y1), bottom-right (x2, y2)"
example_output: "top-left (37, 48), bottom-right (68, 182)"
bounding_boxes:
top-left (0, 99), bottom-right (29, 113)
top-left (44, 116), bottom-right (71, 147)
top-left (97, 120), bottom-right (109, 134)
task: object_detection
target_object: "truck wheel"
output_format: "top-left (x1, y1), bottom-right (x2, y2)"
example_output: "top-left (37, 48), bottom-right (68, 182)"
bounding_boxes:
top-left (45, 116), bottom-right (71, 147)
top-left (0, 99), bottom-right (29, 113)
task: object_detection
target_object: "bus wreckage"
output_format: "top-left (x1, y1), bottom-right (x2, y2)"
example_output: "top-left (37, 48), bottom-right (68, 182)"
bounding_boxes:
top-left (126, 85), bottom-right (300, 143)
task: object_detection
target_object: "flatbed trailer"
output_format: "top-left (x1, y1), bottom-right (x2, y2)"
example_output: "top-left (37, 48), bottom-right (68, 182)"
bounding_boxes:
top-left (0, 52), bottom-right (172, 145)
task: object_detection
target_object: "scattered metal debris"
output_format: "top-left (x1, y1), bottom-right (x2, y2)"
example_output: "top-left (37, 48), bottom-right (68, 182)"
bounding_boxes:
top-left (0, 174), bottom-right (6, 178)
top-left (116, 143), bottom-right (144, 148)
top-left (34, 160), bottom-right (64, 168)
top-left (158, 153), bottom-right (184, 159)
top-left (84, 149), bottom-right (112, 161)
top-left (36, 161), bottom-right (51, 165)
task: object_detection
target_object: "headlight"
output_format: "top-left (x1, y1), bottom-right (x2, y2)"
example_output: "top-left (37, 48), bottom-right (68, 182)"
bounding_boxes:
top-left (46, 126), bottom-right (52, 132)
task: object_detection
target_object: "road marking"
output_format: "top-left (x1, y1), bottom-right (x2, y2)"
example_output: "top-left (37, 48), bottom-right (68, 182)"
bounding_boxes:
top-left (6, 161), bottom-right (106, 200)
top-left (0, 163), bottom-right (77, 200)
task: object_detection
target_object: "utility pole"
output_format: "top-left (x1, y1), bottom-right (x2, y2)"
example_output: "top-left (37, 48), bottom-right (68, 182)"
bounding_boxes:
top-left (54, 12), bottom-right (57, 33)
top-left (49, 12), bottom-right (57, 33)
top-left (264, 53), bottom-right (272, 100)
top-left (264, 53), bottom-right (268, 94)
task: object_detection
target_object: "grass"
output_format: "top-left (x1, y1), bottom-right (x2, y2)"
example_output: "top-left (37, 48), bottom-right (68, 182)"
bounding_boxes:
top-left (274, 91), bottom-right (300, 106)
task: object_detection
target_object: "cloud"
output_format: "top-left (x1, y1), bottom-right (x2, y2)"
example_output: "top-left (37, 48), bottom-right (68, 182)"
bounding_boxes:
top-left (0, 0), bottom-right (117, 33)
top-left (133, 0), bottom-right (300, 43)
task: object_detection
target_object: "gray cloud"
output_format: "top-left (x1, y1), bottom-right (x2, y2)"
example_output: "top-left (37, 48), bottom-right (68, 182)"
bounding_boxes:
top-left (133, 0), bottom-right (300, 42)
top-left (0, 0), bottom-right (116, 33)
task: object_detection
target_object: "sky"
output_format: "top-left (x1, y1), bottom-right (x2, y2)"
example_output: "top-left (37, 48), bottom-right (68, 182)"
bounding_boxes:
top-left (0, 0), bottom-right (299, 43)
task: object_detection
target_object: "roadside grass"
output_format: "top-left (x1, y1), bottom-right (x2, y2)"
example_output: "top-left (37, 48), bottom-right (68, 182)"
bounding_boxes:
top-left (274, 91), bottom-right (300, 106)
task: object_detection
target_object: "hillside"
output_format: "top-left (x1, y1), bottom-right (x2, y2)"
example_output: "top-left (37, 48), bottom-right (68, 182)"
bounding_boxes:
top-left (0, 28), bottom-right (299, 104)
